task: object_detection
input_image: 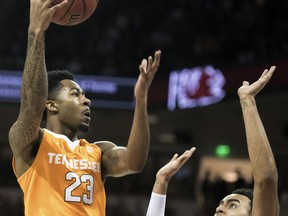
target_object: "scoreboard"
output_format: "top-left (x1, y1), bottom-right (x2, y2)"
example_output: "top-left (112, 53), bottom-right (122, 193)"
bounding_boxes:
top-left (0, 70), bottom-right (137, 110)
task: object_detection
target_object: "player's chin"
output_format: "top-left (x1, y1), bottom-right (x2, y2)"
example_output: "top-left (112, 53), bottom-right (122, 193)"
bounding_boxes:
top-left (78, 123), bottom-right (90, 133)
top-left (82, 115), bottom-right (91, 124)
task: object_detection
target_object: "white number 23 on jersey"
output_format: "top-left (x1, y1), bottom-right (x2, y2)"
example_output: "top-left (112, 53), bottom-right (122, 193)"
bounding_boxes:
top-left (64, 172), bottom-right (94, 205)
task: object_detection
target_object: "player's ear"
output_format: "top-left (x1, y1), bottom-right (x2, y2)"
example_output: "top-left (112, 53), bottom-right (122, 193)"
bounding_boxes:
top-left (46, 100), bottom-right (59, 113)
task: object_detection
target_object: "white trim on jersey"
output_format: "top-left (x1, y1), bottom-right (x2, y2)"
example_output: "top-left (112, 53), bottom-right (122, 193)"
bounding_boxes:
top-left (44, 128), bottom-right (80, 151)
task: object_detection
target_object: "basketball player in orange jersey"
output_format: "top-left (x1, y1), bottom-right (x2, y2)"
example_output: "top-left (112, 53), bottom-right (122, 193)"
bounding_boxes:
top-left (8, 0), bottom-right (161, 215)
top-left (146, 67), bottom-right (279, 216)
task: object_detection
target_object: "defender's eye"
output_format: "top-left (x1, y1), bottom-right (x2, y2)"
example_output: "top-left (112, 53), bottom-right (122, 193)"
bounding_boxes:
top-left (228, 203), bottom-right (237, 209)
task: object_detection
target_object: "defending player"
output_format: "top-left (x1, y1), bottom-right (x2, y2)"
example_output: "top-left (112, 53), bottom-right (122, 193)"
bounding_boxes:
top-left (146, 66), bottom-right (279, 216)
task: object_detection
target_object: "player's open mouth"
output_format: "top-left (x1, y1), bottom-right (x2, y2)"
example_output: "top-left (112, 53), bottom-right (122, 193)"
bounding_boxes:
top-left (83, 110), bottom-right (91, 118)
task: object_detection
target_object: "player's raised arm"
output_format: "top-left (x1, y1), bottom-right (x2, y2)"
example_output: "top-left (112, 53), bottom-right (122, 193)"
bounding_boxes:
top-left (146, 147), bottom-right (196, 216)
top-left (238, 66), bottom-right (279, 216)
top-left (8, 0), bottom-right (69, 177)
top-left (101, 50), bottom-right (161, 177)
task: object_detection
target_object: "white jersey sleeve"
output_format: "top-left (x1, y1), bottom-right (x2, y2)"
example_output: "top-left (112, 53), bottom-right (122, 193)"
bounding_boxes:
top-left (146, 192), bottom-right (166, 216)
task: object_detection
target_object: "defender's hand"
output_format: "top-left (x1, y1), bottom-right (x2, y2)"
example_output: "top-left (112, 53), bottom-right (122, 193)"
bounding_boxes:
top-left (237, 66), bottom-right (275, 99)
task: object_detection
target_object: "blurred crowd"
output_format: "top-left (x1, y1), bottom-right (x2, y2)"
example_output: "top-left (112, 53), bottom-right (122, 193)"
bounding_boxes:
top-left (0, 0), bottom-right (288, 78)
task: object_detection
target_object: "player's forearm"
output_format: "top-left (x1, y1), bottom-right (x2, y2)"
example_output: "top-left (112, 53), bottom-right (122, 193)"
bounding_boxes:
top-left (240, 96), bottom-right (277, 182)
top-left (152, 177), bottom-right (169, 195)
top-left (21, 31), bottom-right (47, 114)
top-left (126, 99), bottom-right (150, 172)
top-left (146, 166), bottom-right (170, 216)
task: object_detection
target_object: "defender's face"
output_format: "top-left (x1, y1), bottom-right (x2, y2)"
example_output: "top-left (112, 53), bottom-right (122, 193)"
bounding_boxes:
top-left (214, 194), bottom-right (251, 216)
top-left (56, 79), bottom-right (91, 132)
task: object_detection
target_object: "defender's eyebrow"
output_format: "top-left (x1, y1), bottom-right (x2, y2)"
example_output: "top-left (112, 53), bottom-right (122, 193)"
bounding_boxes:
top-left (226, 199), bottom-right (240, 204)
top-left (219, 198), bottom-right (240, 205)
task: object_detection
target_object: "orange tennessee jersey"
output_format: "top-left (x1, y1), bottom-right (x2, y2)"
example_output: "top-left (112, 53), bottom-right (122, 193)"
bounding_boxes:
top-left (12, 129), bottom-right (106, 216)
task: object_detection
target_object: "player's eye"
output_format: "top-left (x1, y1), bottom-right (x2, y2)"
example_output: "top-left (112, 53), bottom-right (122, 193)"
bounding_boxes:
top-left (228, 203), bottom-right (237, 209)
top-left (72, 91), bottom-right (79, 97)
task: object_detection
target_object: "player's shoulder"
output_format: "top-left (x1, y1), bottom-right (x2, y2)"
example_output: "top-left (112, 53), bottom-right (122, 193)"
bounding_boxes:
top-left (93, 141), bottom-right (116, 152)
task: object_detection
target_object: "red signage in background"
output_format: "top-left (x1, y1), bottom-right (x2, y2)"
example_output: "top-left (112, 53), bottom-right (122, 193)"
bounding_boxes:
top-left (148, 57), bottom-right (288, 109)
top-left (167, 66), bottom-right (226, 111)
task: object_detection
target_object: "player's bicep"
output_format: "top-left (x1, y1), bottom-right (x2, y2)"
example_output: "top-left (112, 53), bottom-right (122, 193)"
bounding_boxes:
top-left (9, 112), bottom-right (42, 157)
top-left (252, 181), bottom-right (279, 216)
top-left (102, 146), bottom-right (130, 177)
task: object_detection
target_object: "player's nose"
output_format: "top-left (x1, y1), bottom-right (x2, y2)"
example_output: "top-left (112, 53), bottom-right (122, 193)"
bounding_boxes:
top-left (215, 205), bottom-right (225, 215)
top-left (83, 96), bottom-right (91, 107)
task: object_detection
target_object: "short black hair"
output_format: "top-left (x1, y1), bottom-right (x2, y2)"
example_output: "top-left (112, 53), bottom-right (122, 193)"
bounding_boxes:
top-left (41, 70), bottom-right (74, 125)
top-left (232, 188), bottom-right (253, 212)
top-left (47, 70), bottom-right (74, 100)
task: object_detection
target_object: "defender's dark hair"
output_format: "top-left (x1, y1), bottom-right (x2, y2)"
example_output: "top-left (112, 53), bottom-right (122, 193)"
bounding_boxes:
top-left (232, 188), bottom-right (253, 212)
top-left (48, 70), bottom-right (74, 100)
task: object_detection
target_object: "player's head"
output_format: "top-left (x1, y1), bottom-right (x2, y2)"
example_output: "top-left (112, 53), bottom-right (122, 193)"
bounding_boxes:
top-left (232, 188), bottom-right (253, 210)
top-left (48, 70), bottom-right (74, 100)
top-left (46, 70), bottom-right (91, 133)
top-left (214, 188), bottom-right (253, 216)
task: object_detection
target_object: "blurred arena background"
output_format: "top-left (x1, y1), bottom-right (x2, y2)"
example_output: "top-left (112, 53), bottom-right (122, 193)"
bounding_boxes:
top-left (0, 0), bottom-right (288, 215)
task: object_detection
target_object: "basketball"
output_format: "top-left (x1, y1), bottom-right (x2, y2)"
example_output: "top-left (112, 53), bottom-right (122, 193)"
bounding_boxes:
top-left (51, 0), bottom-right (99, 26)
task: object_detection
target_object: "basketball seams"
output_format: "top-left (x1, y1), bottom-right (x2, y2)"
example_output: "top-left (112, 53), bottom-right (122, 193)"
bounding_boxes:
top-left (81, 0), bottom-right (86, 18)
top-left (59, 0), bottom-right (76, 22)
top-left (52, 0), bottom-right (97, 26)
